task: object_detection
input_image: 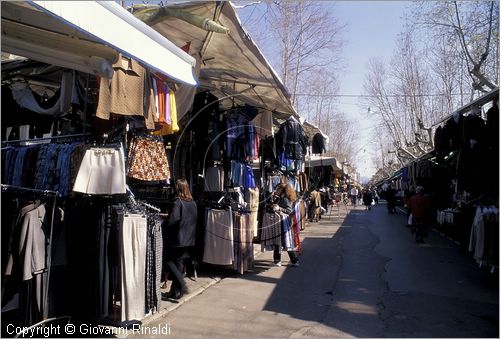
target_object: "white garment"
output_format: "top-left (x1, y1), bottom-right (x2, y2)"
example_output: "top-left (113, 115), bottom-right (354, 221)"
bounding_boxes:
top-left (19, 125), bottom-right (30, 140)
top-left (248, 187), bottom-right (260, 236)
top-left (120, 214), bottom-right (147, 322)
top-left (11, 71), bottom-right (73, 115)
top-left (73, 146), bottom-right (126, 194)
top-left (203, 208), bottom-right (234, 265)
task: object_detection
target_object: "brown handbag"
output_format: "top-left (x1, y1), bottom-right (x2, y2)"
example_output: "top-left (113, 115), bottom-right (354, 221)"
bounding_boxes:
top-left (127, 136), bottom-right (171, 181)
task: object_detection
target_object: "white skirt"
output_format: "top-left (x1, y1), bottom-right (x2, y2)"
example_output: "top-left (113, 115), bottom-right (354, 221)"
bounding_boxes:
top-left (73, 146), bottom-right (126, 194)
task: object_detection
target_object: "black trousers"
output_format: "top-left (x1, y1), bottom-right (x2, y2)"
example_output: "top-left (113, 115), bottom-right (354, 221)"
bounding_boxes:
top-left (273, 245), bottom-right (299, 264)
top-left (165, 247), bottom-right (188, 295)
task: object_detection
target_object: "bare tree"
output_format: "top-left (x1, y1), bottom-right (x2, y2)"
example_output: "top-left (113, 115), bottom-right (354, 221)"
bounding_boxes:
top-left (412, 1), bottom-right (499, 93)
top-left (264, 1), bottom-right (345, 112)
top-left (367, 2), bottom-right (498, 181)
top-left (364, 29), bottom-right (435, 164)
top-left (239, 1), bottom-right (348, 156)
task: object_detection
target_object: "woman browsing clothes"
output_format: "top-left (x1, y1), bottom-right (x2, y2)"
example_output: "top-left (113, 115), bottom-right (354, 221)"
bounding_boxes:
top-left (272, 183), bottom-right (300, 267)
top-left (162, 179), bottom-right (198, 300)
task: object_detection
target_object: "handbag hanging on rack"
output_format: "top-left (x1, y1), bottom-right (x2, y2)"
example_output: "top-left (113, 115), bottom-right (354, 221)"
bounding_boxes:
top-left (127, 136), bottom-right (171, 181)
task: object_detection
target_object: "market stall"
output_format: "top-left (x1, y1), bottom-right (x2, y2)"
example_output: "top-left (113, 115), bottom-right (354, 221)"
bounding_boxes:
top-left (1, 1), bottom-right (197, 330)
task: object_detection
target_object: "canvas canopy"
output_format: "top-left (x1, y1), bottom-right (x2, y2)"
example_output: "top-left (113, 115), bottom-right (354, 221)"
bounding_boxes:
top-left (132, 2), bottom-right (299, 120)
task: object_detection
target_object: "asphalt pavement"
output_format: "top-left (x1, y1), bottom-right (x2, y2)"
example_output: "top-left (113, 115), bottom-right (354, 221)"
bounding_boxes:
top-left (127, 202), bottom-right (498, 338)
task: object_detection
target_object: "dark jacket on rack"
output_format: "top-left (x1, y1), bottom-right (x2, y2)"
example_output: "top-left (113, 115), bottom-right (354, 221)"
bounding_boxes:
top-left (164, 198), bottom-right (197, 247)
top-left (442, 114), bottom-right (464, 153)
top-left (276, 118), bottom-right (308, 160)
top-left (312, 133), bottom-right (326, 154)
top-left (462, 113), bottom-right (486, 147)
top-left (486, 101), bottom-right (499, 152)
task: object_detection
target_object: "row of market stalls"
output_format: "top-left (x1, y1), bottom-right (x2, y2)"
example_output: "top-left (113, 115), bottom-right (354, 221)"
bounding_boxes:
top-left (376, 88), bottom-right (499, 272)
top-left (1, 1), bottom-right (329, 331)
top-left (304, 155), bottom-right (360, 192)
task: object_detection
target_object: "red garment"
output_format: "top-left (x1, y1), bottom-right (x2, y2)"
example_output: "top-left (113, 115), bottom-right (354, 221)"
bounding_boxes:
top-left (407, 193), bottom-right (431, 219)
top-left (292, 212), bottom-right (301, 253)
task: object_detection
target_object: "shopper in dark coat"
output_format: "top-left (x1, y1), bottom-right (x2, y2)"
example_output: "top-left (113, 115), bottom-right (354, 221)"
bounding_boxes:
top-left (385, 186), bottom-right (397, 213)
top-left (362, 189), bottom-right (373, 210)
top-left (163, 179), bottom-right (197, 300)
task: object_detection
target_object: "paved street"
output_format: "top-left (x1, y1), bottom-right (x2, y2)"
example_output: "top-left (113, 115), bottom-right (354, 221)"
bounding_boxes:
top-left (132, 203), bottom-right (498, 338)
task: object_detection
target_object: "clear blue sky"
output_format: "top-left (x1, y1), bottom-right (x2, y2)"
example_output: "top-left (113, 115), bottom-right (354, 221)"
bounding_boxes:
top-left (236, 1), bottom-right (412, 181)
top-left (332, 1), bottom-right (411, 180)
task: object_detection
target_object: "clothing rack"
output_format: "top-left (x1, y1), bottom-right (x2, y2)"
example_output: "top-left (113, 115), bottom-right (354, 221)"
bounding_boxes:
top-left (1, 132), bottom-right (91, 145)
top-left (1, 184), bottom-right (58, 320)
top-left (432, 87), bottom-right (499, 127)
top-left (138, 201), bottom-right (161, 212)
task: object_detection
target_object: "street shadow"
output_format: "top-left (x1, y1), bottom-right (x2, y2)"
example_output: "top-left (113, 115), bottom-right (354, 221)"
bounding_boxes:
top-left (240, 204), bottom-right (499, 337)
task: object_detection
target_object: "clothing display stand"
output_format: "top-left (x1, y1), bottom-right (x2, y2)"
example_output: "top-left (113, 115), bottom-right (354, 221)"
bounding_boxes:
top-left (1, 133), bottom-right (91, 146)
top-left (1, 184), bottom-right (58, 320)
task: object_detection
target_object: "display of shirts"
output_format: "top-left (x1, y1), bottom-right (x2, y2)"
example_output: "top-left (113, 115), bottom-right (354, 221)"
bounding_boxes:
top-left (152, 90), bottom-right (179, 136)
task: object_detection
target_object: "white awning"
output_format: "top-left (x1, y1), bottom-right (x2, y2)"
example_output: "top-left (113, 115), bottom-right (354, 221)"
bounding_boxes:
top-left (1, 1), bottom-right (197, 85)
top-left (305, 156), bottom-right (341, 171)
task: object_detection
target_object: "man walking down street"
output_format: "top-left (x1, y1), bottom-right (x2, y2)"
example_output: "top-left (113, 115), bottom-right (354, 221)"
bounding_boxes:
top-left (407, 186), bottom-right (431, 243)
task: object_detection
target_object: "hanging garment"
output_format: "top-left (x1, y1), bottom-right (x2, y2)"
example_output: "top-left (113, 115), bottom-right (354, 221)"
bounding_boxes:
top-left (311, 133), bottom-right (326, 154)
top-left (226, 112), bottom-right (250, 159)
top-left (120, 214), bottom-right (147, 322)
top-left (73, 146), bottom-right (126, 194)
top-left (242, 164), bottom-right (256, 189)
top-left (203, 208), bottom-right (234, 265)
top-left (145, 217), bottom-right (162, 314)
top-left (248, 187), bottom-right (260, 236)
top-left (281, 213), bottom-right (295, 251)
top-left (260, 211), bottom-right (282, 249)
top-left (292, 203), bottom-right (302, 252)
top-left (10, 72), bottom-right (73, 115)
top-left (251, 110), bottom-right (273, 137)
top-left (18, 204), bottom-right (48, 281)
top-left (127, 136), bottom-right (171, 181)
top-left (442, 114), bottom-right (464, 152)
top-left (205, 166), bottom-right (224, 192)
top-left (152, 91), bottom-right (180, 136)
top-left (232, 213), bottom-right (253, 274)
top-left (275, 118), bottom-right (308, 160)
top-left (96, 55), bottom-right (155, 130)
